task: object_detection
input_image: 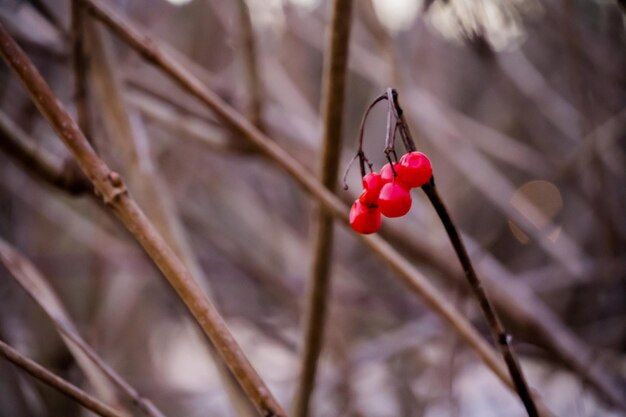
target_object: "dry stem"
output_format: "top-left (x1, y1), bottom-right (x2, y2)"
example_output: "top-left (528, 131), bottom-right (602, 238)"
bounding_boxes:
top-left (0, 340), bottom-right (124, 417)
top-left (0, 111), bottom-right (91, 194)
top-left (292, 1), bottom-right (353, 417)
top-left (0, 237), bottom-right (167, 417)
top-left (0, 23), bottom-right (286, 417)
top-left (236, 0), bottom-right (265, 131)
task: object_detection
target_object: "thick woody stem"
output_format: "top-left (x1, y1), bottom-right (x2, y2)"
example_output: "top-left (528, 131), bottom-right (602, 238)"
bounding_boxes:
top-left (0, 23), bottom-right (286, 417)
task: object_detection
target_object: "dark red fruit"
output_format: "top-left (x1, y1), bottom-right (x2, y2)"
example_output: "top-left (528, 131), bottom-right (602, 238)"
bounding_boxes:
top-left (349, 199), bottom-right (382, 234)
top-left (378, 182), bottom-right (412, 217)
top-left (398, 151), bottom-right (432, 188)
top-left (359, 172), bottom-right (383, 206)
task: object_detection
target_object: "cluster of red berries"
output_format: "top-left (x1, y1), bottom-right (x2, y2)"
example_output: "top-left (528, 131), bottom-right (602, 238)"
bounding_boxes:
top-left (350, 152), bottom-right (432, 234)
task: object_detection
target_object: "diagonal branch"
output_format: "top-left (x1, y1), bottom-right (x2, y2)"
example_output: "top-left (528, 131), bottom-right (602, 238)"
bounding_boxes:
top-left (85, 20), bottom-right (258, 417)
top-left (236, 0), bottom-right (265, 131)
top-left (71, 0), bottom-right (93, 141)
top-left (0, 339), bottom-right (124, 417)
top-left (292, 2), bottom-right (353, 417)
top-left (0, 23), bottom-right (286, 417)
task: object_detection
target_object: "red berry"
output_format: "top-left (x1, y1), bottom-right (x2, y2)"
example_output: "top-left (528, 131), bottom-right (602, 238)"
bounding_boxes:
top-left (378, 182), bottom-right (412, 217)
top-left (380, 162), bottom-right (409, 188)
top-left (349, 199), bottom-right (382, 234)
top-left (398, 151), bottom-right (432, 188)
top-left (359, 172), bottom-right (383, 206)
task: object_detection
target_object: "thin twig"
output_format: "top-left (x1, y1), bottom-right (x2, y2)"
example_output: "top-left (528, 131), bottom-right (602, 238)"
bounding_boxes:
top-left (85, 22), bottom-right (258, 417)
top-left (0, 237), bottom-right (168, 417)
top-left (423, 181), bottom-right (540, 417)
top-left (71, 0), bottom-right (93, 141)
top-left (236, 0), bottom-right (265, 131)
top-left (0, 23), bottom-right (286, 417)
top-left (0, 339), bottom-right (124, 417)
top-left (292, 1), bottom-right (353, 417)
top-left (27, 0), bottom-right (67, 37)
top-left (75, 3), bottom-right (556, 414)
top-left (387, 90), bottom-right (540, 417)
top-left (0, 110), bottom-right (91, 195)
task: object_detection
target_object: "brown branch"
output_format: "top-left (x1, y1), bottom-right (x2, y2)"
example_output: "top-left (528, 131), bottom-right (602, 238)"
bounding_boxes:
top-left (0, 111), bottom-right (91, 195)
top-left (0, 23), bottom-right (286, 417)
top-left (27, 0), bottom-right (67, 37)
top-left (387, 90), bottom-right (539, 416)
top-left (84, 21), bottom-right (258, 417)
top-left (292, 1), bottom-right (353, 417)
top-left (236, 0), bottom-right (265, 131)
top-left (75, 1), bottom-right (556, 414)
top-left (71, 0), bottom-right (93, 141)
top-left (0, 339), bottom-right (125, 417)
top-left (423, 182), bottom-right (540, 417)
top-left (0, 237), bottom-right (167, 417)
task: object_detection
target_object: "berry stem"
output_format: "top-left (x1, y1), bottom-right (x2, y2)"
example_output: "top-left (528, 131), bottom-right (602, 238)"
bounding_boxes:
top-left (390, 89), bottom-right (540, 417)
top-left (422, 180), bottom-right (540, 417)
top-left (383, 92), bottom-right (539, 416)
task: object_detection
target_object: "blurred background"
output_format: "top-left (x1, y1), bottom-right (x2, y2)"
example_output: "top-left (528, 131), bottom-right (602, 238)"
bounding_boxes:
top-left (0, 0), bottom-right (625, 416)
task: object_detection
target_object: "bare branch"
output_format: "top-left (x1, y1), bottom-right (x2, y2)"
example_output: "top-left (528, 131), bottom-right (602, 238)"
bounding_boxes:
top-left (0, 22), bottom-right (287, 417)
top-left (292, 1), bottom-right (353, 417)
top-left (0, 111), bottom-right (91, 195)
top-left (0, 339), bottom-right (125, 417)
top-left (236, 0), bottom-right (265, 131)
top-left (0, 237), bottom-right (167, 417)
top-left (71, 0), bottom-right (93, 141)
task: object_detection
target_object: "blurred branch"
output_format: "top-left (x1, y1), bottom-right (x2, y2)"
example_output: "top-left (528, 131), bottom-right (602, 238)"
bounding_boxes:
top-left (0, 237), bottom-right (167, 417)
top-left (497, 50), bottom-right (580, 143)
top-left (0, 339), bottom-right (124, 417)
top-left (0, 22), bottom-right (287, 417)
top-left (236, 0), bottom-right (265, 131)
top-left (76, 1), bottom-right (556, 413)
top-left (124, 88), bottom-right (252, 153)
top-left (0, 111), bottom-right (92, 195)
top-left (71, 0), bottom-right (93, 141)
top-left (85, 20), bottom-right (260, 417)
top-left (27, 0), bottom-right (67, 37)
top-left (293, 1), bottom-right (353, 417)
